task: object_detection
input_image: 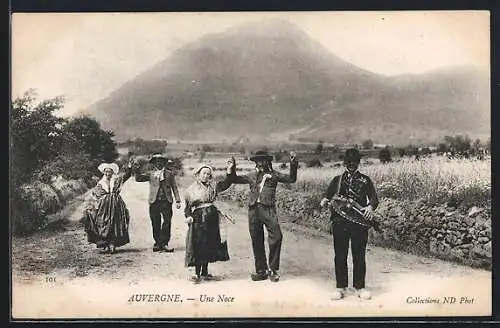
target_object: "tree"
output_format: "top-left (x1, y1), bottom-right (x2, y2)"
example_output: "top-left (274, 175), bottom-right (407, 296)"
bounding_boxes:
top-left (11, 90), bottom-right (120, 185)
top-left (315, 140), bottom-right (324, 154)
top-left (11, 90), bottom-right (122, 235)
top-left (420, 147), bottom-right (432, 157)
top-left (202, 144), bottom-right (214, 152)
top-left (471, 138), bottom-right (482, 154)
top-left (405, 144), bottom-right (419, 158)
top-left (379, 146), bottom-right (392, 164)
top-left (397, 147), bottom-right (406, 157)
top-left (443, 134), bottom-right (472, 154)
top-left (437, 143), bottom-right (448, 154)
top-left (10, 90), bottom-right (66, 184)
top-left (62, 115), bottom-right (119, 162)
top-left (274, 151), bottom-right (283, 162)
top-left (307, 158), bottom-right (323, 168)
top-left (362, 139), bottom-right (374, 150)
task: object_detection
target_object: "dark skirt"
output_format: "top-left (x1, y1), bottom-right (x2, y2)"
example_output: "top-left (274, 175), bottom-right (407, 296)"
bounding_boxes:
top-left (185, 205), bottom-right (230, 267)
top-left (84, 193), bottom-right (130, 248)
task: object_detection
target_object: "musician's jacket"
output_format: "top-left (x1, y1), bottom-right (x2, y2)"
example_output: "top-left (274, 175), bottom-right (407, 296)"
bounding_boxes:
top-left (231, 161), bottom-right (298, 207)
top-left (135, 167), bottom-right (181, 204)
top-left (324, 170), bottom-right (379, 220)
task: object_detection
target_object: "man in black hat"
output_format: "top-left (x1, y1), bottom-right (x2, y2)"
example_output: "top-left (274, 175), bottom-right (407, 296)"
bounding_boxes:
top-left (132, 153), bottom-right (181, 252)
top-left (231, 150), bottom-right (298, 282)
top-left (320, 148), bottom-right (379, 300)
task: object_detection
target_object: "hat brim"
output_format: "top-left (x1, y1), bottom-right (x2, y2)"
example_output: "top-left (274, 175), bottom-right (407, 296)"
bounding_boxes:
top-left (250, 155), bottom-right (273, 162)
top-left (98, 163), bottom-right (119, 175)
top-left (343, 155), bottom-right (362, 162)
top-left (150, 157), bottom-right (167, 163)
top-left (193, 165), bottom-right (214, 177)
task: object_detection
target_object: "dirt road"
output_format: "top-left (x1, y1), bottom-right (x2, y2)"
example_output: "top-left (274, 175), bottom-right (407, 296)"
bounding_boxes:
top-left (12, 177), bottom-right (491, 318)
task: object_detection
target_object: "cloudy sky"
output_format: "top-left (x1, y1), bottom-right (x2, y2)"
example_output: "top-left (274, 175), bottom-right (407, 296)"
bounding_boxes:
top-left (12, 11), bottom-right (489, 117)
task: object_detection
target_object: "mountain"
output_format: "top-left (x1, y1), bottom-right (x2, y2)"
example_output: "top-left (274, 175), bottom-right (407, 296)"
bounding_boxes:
top-left (86, 19), bottom-right (490, 146)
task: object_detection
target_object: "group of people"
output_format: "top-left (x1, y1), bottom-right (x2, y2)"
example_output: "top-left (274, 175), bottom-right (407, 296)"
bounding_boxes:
top-left (83, 147), bottom-right (379, 300)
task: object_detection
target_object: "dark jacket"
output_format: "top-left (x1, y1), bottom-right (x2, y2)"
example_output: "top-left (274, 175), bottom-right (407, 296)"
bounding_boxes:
top-left (135, 168), bottom-right (181, 204)
top-left (232, 161), bottom-right (298, 207)
top-left (324, 170), bottom-right (379, 210)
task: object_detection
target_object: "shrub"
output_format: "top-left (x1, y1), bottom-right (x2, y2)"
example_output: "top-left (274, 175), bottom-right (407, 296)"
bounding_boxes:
top-left (306, 158), bottom-right (323, 168)
top-left (127, 138), bottom-right (167, 156)
top-left (51, 177), bottom-right (88, 203)
top-left (10, 91), bottom-right (119, 234)
top-left (132, 155), bottom-right (184, 176)
top-left (379, 147), bottom-right (392, 163)
top-left (34, 153), bottom-right (97, 186)
top-left (11, 185), bottom-right (45, 235)
top-left (11, 182), bottom-right (59, 235)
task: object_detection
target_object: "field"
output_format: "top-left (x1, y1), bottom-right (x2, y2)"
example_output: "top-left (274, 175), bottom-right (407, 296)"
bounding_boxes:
top-left (185, 154), bottom-right (491, 209)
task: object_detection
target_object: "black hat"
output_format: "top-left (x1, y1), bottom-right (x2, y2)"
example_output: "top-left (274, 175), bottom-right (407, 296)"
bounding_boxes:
top-left (249, 150), bottom-right (273, 162)
top-left (149, 153), bottom-right (167, 163)
top-left (344, 148), bottom-right (361, 162)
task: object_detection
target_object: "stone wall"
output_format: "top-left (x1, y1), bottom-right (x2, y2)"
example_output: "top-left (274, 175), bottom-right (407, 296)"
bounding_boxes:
top-left (372, 198), bottom-right (491, 269)
top-left (219, 186), bottom-right (491, 270)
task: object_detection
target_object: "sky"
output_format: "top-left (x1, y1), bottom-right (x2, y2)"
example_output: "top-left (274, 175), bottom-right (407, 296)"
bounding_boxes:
top-left (11, 11), bottom-right (490, 117)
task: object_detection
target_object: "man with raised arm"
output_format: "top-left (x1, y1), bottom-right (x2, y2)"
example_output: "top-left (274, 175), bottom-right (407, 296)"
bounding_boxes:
top-left (232, 150), bottom-right (298, 282)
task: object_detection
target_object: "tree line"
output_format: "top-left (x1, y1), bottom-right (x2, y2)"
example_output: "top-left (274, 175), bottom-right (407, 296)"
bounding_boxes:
top-left (11, 89), bottom-right (119, 188)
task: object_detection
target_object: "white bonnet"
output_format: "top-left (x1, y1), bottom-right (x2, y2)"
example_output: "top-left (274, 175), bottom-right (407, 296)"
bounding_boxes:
top-left (192, 164), bottom-right (214, 177)
top-left (98, 163), bottom-right (119, 175)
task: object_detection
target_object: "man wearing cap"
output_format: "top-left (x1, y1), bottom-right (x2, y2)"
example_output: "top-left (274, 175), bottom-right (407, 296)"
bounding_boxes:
top-left (231, 150), bottom-right (298, 282)
top-left (132, 153), bottom-right (182, 252)
top-left (320, 148), bottom-right (379, 300)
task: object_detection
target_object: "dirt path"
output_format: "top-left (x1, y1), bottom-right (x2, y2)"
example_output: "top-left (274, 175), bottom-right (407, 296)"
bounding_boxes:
top-left (12, 178), bottom-right (491, 318)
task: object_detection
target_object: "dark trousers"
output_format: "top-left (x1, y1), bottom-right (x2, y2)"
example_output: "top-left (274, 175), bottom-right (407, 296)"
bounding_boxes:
top-left (332, 220), bottom-right (369, 289)
top-left (149, 200), bottom-right (173, 246)
top-left (195, 263), bottom-right (209, 276)
top-left (248, 204), bottom-right (283, 272)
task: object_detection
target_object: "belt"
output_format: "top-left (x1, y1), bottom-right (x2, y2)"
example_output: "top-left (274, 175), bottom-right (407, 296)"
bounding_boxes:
top-left (191, 202), bottom-right (214, 212)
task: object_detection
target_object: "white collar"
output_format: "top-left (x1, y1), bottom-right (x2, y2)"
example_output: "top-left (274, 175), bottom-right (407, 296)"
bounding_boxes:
top-left (98, 176), bottom-right (116, 192)
top-left (345, 169), bottom-right (359, 176)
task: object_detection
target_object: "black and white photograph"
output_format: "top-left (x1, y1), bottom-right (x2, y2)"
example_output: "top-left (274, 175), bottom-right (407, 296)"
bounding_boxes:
top-left (10, 11), bottom-right (491, 318)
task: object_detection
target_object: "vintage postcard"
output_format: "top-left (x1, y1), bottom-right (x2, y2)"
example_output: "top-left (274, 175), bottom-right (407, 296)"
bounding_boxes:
top-left (10, 11), bottom-right (491, 319)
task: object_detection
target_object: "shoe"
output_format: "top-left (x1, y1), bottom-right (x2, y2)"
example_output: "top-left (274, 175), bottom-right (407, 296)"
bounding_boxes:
top-left (162, 245), bottom-right (174, 253)
top-left (109, 244), bottom-right (116, 254)
top-left (153, 245), bottom-right (161, 252)
top-left (99, 247), bottom-right (110, 254)
top-left (201, 274), bottom-right (216, 281)
top-left (356, 288), bottom-right (372, 300)
top-left (250, 271), bottom-right (269, 281)
top-left (268, 270), bottom-right (280, 282)
top-left (190, 275), bottom-right (201, 284)
top-left (330, 288), bottom-right (346, 300)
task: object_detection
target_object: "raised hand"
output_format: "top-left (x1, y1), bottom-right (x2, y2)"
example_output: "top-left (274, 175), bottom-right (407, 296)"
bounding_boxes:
top-left (226, 156), bottom-right (236, 172)
top-left (128, 156), bottom-right (140, 171)
top-left (320, 198), bottom-right (330, 208)
top-left (127, 156), bottom-right (135, 168)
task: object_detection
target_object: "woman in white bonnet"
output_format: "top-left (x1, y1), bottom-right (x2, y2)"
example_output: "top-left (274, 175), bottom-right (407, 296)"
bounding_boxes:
top-left (84, 161), bottom-right (133, 254)
top-left (184, 157), bottom-right (236, 283)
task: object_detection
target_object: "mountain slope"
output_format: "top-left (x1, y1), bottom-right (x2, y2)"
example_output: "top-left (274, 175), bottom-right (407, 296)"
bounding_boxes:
top-left (87, 19), bottom-right (490, 145)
